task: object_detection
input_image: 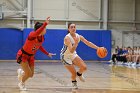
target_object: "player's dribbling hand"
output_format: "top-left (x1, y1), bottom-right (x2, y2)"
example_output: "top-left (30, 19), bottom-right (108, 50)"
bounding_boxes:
top-left (46, 17), bottom-right (50, 24)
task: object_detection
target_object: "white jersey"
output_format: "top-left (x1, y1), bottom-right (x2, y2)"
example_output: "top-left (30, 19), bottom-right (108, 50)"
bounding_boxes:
top-left (60, 33), bottom-right (80, 65)
top-left (61, 33), bottom-right (80, 56)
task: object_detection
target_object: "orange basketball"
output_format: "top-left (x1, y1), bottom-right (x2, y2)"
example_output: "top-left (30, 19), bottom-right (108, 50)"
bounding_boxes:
top-left (97, 47), bottom-right (108, 58)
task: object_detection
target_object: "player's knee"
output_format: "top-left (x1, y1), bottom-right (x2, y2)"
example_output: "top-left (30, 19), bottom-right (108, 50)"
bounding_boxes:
top-left (82, 65), bottom-right (87, 71)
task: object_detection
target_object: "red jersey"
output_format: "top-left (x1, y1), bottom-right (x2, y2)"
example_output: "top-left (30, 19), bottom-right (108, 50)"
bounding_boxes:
top-left (22, 22), bottom-right (49, 55)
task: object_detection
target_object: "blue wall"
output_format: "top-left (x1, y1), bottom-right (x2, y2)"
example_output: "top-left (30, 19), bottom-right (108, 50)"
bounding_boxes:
top-left (0, 28), bottom-right (23, 59)
top-left (0, 28), bottom-right (111, 61)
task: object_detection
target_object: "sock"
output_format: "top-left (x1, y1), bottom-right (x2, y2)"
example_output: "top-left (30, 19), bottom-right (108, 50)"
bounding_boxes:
top-left (72, 80), bottom-right (77, 83)
top-left (77, 72), bottom-right (82, 76)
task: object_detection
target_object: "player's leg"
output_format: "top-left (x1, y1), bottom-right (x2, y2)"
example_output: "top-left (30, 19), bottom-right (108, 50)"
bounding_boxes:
top-left (73, 56), bottom-right (87, 82)
top-left (132, 55), bottom-right (137, 66)
top-left (112, 54), bottom-right (117, 64)
top-left (28, 56), bottom-right (35, 78)
top-left (61, 54), bottom-right (78, 89)
top-left (17, 55), bottom-right (35, 91)
top-left (137, 55), bottom-right (140, 65)
top-left (65, 65), bottom-right (78, 89)
top-left (18, 61), bottom-right (32, 90)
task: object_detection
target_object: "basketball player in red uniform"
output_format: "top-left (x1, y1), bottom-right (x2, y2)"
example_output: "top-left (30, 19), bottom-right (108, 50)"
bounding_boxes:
top-left (16, 17), bottom-right (55, 90)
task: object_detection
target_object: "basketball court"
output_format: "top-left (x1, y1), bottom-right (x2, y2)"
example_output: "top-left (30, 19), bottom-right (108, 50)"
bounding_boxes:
top-left (0, 61), bottom-right (140, 93)
top-left (0, 0), bottom-right (140, 93)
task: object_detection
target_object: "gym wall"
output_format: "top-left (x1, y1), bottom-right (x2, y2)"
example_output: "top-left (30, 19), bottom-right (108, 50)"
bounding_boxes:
top-left (0, 28), bottom-right (111, 61)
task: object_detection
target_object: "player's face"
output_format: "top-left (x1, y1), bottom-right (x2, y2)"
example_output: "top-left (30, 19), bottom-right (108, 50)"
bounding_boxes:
top-left (68, 24), bottom-right (76, 34)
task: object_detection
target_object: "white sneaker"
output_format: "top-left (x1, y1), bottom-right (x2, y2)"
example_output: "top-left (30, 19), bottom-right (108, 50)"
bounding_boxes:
top-left (128, 62), bottom-right (132, 66)
top-left (136, 63), bottom-right (140, 67)
top-left (17, 69), bottom-right (23, 82)
top-left (18, 82), bottom-right (27, 91)
top-left (72, 82), bottom-right (78, 89)
top-left (131, 62), bottom-right (136, 66)
top-left (78, 75), bottom-right (85, 82)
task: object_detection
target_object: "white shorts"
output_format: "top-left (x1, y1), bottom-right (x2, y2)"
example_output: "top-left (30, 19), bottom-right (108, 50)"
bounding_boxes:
top-left (60, 53), bottom-right (78, 65)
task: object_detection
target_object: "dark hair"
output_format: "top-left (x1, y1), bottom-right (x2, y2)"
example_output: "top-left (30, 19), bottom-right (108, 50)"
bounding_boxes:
top-left (67, 22), bottom-right (73, 33)
top-left (34, 22), bottom-right (43, 31)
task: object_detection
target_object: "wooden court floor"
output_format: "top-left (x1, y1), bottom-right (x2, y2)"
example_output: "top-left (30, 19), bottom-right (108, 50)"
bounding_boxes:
top-left (0, 61), bottom-right (140, 93)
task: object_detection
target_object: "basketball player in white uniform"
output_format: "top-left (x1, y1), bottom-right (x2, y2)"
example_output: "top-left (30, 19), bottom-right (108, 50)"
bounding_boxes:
top-left (60, 23), bottom-right (103, 89)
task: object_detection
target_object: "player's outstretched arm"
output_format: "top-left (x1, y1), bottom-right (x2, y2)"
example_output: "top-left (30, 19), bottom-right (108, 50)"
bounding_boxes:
top-left (29, 17), bottom-right (50, 38)
top-left (80, 35), bottom-right (99, 50)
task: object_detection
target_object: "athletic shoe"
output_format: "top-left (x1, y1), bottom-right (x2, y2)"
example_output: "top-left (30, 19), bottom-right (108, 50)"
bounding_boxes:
top-left (18, 82), bottom-right (27, 91)
top-left (136, 63), bottom-right (140, 67)
top-left (78, 74), bottom-right (85, 82)
top-left (131, 62), bottom-right (136, 66)
top-left (72, 81), bottom-right (78, 89)
top-left (17, 69), bottom-right (23, 82)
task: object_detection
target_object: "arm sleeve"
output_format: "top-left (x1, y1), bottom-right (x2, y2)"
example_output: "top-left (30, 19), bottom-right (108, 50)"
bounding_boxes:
top-left (39, 46), bottom-right (49, 55)
top-left (28, 22), bottom-right (47, 38)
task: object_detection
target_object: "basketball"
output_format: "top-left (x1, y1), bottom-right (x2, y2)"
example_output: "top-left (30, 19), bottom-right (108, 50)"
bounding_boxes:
top-left (97, 47), bottom-right (108, 58)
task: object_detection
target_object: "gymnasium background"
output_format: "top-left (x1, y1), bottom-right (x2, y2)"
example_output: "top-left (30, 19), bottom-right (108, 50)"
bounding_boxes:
top-left (0, 28), bottom-right (111, 61)
top-left (0, 0), bottom-right (140, 61)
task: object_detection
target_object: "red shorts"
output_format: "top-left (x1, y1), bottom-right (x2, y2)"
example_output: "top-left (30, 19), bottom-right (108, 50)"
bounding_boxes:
top-left (16, 49), bottom-right (35, 66)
